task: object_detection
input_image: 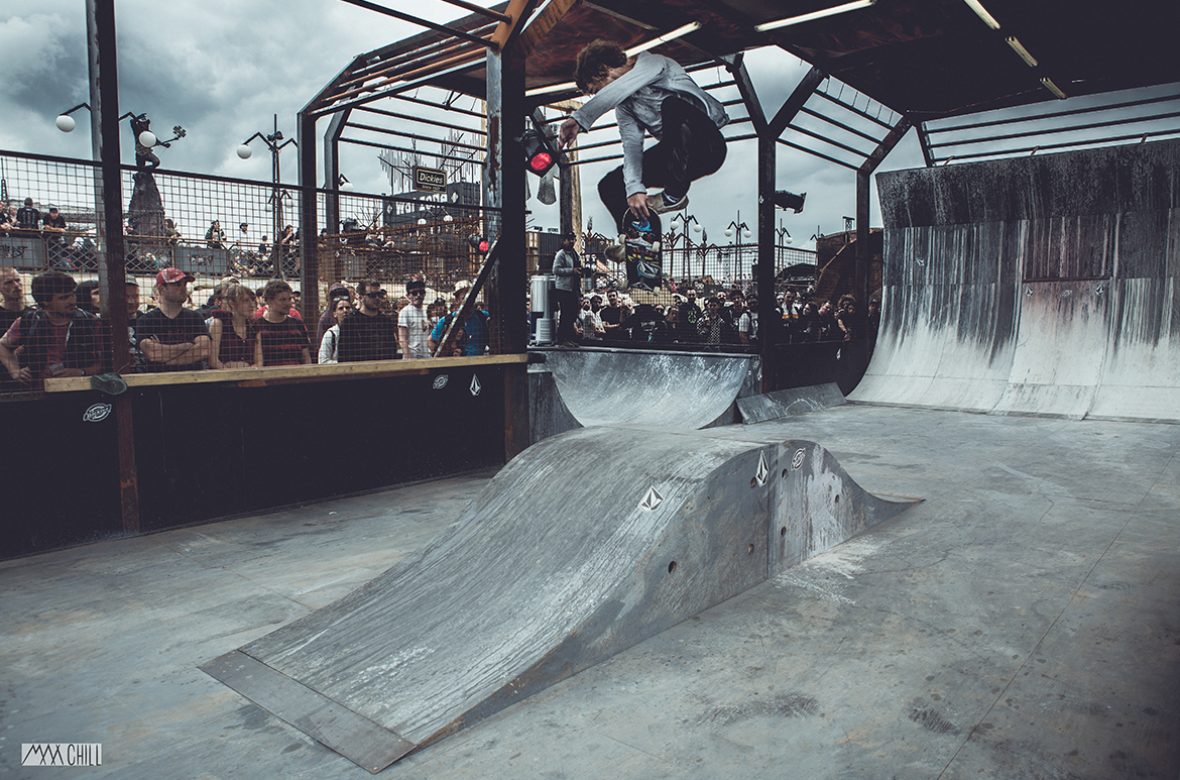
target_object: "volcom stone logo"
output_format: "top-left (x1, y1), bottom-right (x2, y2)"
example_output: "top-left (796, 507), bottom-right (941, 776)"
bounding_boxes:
top-left (469, 374), bottom-right (481, 397)
top-left (791, 448), bottom-right (807, 470)
top-left (639, 486), bottom-right (664, 511)
top-left (754, 452), bottom-right (769, 486)
top-left (82, 403), bottom-right (112, 423)
top-left (432, 374), bottom-right (449, 390)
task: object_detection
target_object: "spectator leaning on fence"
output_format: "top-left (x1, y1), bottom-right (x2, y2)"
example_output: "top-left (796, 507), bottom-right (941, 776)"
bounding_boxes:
top-left (730, 294), bottom-right (752, 345)
top-left (205, 220), bottom-right (226, 249)
top-left (15, 198), bottom-right (39, 231)
top-left (578, 294), bottom-right (605, 342)
top-left (338, 280), bottom-right (398, 362)
top-left (136, 267), bottom-right (211, 372)
top-left (398, 279), bottom-right (432, 359)
top-left (318, 296), bottom-right (353, 365)
top-left (429, 285), bottom-right (490, 357)
top-left (0, 271), bottom-right (104, 384)
top-left (209, 283), bottom-right (257, 369)
top-left (599, 288), bottom-right (630, 342)
top-left (315, 284), bottom-right (352, 353)
top-left (835, 294), bottom-right (859, 342)
top-left (0, 267), bottom-right (31, 335)
top-left (42, 207), bottom-right (67, 242)
top-left (254, 280), bottom-right (310, 367)
top-left (697, 295), bottom-right (737, 346)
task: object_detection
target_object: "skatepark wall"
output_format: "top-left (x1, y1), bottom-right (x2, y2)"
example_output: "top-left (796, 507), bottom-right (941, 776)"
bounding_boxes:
top-left (852, 137), bottom-right (1180, 422)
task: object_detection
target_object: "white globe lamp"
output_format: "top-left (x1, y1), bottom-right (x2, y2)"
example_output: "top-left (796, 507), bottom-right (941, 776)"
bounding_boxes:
top-left (56, 114), bottom-right (77, 133)
top-left (236, 144), bottom-right (253, 160)
top-left (138, 130), bottom-right (157, 148)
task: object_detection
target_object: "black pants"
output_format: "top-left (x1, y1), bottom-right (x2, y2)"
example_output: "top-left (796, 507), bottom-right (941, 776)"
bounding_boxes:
top-left (597, 97), bottom-right (727, 228)
top-left (552, 287), bottom-right (579, 342)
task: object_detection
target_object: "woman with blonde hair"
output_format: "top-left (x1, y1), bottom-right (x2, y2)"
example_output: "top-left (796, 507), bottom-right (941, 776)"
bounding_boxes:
top-left (209, 283), bottom-right (257, 369)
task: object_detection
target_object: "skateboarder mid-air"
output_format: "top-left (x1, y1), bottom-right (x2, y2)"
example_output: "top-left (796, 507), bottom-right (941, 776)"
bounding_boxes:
top-left (558, 40), bottom-right (730, 261)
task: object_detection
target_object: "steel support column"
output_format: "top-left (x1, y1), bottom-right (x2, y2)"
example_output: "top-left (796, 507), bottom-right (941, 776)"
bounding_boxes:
top-left (484, 50), bottom-right (527, 355)
top-left (323, 109), bottom-right (350, 284)
top-left (486, 43), bottom-right (529, 460)
top-left (297, 111), bottom-right (320, 325)
top-left (854, 169), bottom-right (871, 313)
top-left (750, 65), bottom-right (824, 392)
top-left (757, 134), bottom-right (776, 392)
top-left (86, 0), bottom-right (139, 533)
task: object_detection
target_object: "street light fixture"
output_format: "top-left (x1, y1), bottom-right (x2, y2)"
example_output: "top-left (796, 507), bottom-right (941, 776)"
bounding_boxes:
top-left (724, 210), bottom-right (752, 240)
top-left (56, 104), bottom-right (186, 158)
top-left (670, 212), bottom-right (702, 280)
top-left (337, 174), bottom-right (354, 192)
top-left (238, 114), bottom-right (297, 278)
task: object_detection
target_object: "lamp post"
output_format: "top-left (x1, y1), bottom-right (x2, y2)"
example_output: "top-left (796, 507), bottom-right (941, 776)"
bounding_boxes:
top-left (237, 114), bottom-right (297, 278)
top-left (724, 211), bottom-right (752, 284)
top-left (697, 229), bottom-right (710, 282)
top-left (669, 211), bottom-right (701, 282)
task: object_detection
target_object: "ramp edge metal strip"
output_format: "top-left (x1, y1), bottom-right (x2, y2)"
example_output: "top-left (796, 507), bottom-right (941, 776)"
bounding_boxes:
top-left (200, 650), bottom-right (415, 774)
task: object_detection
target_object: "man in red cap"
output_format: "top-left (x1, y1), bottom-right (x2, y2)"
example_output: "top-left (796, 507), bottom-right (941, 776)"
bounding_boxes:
top-left (135, 267), bottom-right (211, 372)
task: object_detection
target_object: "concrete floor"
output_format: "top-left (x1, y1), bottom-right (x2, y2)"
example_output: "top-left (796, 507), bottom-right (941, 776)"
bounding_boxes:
top-left (2, 405), bottom-right (1178, 779)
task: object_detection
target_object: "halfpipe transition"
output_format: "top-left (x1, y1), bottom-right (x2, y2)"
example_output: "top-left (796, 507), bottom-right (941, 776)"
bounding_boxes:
top-left (537, 346), bottom-right (759, 429)
top-left (203, 426), bottom-right (917, 772)
top-left (852, 138), bottom-right (1180, 422)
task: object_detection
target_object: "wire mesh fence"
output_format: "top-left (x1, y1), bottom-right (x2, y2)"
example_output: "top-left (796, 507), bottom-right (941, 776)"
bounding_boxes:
top-left (0, 149), bottom-right (504, 390)
top-left (0, 147), bottom-right (838, 391)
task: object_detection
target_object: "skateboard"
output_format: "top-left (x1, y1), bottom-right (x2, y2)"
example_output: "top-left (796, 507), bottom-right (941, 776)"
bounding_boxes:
top-left (616, 208), bottom-right (663, 291)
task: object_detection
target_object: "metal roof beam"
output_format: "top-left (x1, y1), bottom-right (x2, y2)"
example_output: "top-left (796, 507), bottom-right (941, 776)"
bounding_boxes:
top-left (338, 0), bottom-right (496, 49)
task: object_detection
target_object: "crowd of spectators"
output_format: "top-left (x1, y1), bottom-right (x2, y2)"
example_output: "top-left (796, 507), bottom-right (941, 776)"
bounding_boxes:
top-left (0, 266), bottom-right (493, 391)
top-left (0, 196), bottom-right (305, 278)
top-left (1, 198), bottom-right (76, 266)
top-left (563, 282), bottom-right (877, 349)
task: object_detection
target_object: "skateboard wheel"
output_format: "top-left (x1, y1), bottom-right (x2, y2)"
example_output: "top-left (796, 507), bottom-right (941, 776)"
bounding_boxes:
top-left (651, 241), bottom-right (661, 252)
top-left (617, 234), bottom-right (627, 245)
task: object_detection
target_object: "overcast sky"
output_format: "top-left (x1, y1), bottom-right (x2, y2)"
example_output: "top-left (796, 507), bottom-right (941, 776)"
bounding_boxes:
top-left (1, 1), bottom-right (930, 251)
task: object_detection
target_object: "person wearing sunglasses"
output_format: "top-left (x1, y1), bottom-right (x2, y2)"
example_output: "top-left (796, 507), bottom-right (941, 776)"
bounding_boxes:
top-left (337, 279), bottom-right (398, 363)
top-left (397, 279), bottom-right (432, 360)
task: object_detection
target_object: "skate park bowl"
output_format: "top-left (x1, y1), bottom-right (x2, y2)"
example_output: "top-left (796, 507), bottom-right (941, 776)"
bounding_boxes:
top-left (851, 138), bottom-right (1180, 422)
top-left (202, 426), bottom-right (919, 772)
top-left (536, 346), bottom-right (760, 429)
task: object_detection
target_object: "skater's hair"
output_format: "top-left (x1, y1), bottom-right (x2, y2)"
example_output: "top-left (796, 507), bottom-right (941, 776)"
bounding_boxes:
top-left (574, 40), bottom-right (628, 92)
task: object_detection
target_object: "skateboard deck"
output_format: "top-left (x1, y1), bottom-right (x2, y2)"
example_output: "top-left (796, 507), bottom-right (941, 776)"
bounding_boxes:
top-left (616, 208), bottom-right (663, 291)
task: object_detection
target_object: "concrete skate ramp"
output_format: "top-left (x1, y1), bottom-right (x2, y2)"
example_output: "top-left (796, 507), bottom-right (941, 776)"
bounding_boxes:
top-left (202, 427), bottom-right (917, 772)
top-left (852, 138), bottom-right (1180, 422)
top-left (738, 383), bottom-right (846, 424)
top-left (540, 347), bottom-right (756, 428)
